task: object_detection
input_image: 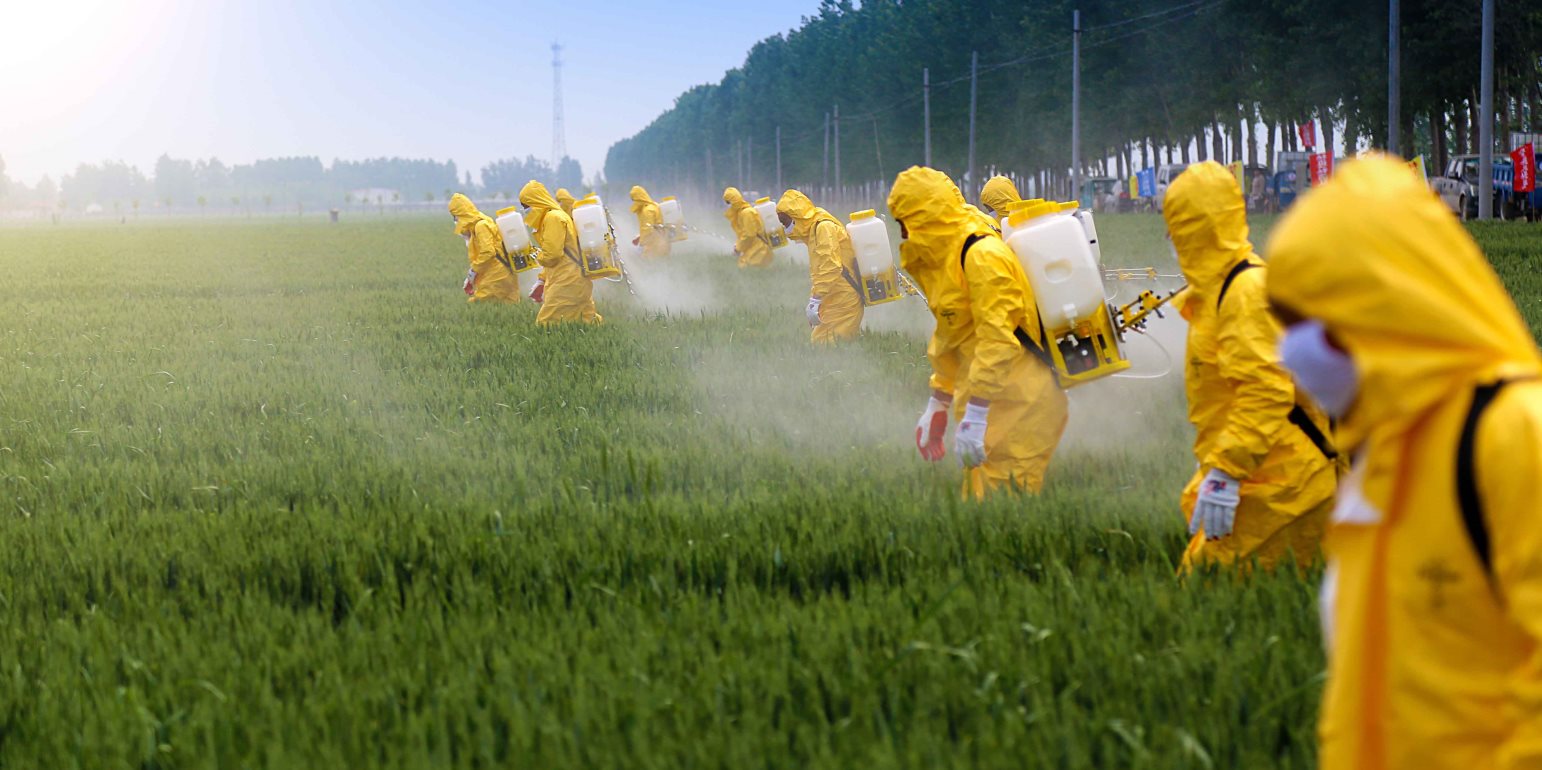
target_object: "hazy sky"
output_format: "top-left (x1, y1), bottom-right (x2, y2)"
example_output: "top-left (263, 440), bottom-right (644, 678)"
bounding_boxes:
top-left (0, 0), bottom-right (825, 185)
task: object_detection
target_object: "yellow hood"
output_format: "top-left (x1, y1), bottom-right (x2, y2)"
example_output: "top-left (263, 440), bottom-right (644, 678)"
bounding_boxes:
top-left (1268, 154), bottom-right (1542, 455)
top-left (775, 189), bottom-right (839, 242)
top-left (887, 166), bottom-right (995, 275)
top-left (555, 188), bottom-right (576, 216)
top-left (629, 185), bottom-right (655, 214)
top-left (448, 193), bottom-right (487, 235)
top-left (723, 186), bottom-right (749, 221)
top-left (519, 180), bottom-right (560, 231)
top-left (1163, 161), bottom-right (1256, 302)
top-left (980, 176), bottom-right (1020, 215)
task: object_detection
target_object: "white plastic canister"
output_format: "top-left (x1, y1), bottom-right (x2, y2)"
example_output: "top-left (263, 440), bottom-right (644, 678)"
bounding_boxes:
top-left (572, 199), bottom-right (609, 252)
top-left (846, 210), bottom-right (894, 280)
top-left (494, 207), bottom-right (532, 254)
top-left (658, 197), bottom-right (685, 227)
top-left (755, 197), bottom-right (787, 248)
top-left (1005, 202), bottom-right (1104, 332)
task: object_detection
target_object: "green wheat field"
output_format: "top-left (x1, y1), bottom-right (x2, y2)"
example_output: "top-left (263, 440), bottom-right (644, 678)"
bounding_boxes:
top-left (0, 212), bottom-right (1535, 768)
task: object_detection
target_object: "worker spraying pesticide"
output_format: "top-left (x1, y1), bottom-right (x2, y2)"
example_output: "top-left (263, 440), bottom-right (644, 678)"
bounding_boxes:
top-left (629, 186), bottom-right (671, 258)
top-left (1269, 155), bottom-right (1542, 770)
top-left (777, 189), bottom-right (865, 344)
top-left (723, 187), bottom-right (773, 268)
top-left (1165, 160), bottom-right (1336, 570)
top-left (887, 167), bottom-right (1069, 498)
top-left (449, 193), bottom-right (520, 303)
top-left (520, 180), bottom-right (602, 325)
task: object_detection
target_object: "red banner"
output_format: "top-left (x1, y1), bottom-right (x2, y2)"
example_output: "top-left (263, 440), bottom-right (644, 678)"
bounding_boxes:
top-left (1309, 153), bottom-right (1333, 185)
top-left (1513, 143), bottom-right (1536, 193)
top-left (1298, 121), bottom-right (1317, 149)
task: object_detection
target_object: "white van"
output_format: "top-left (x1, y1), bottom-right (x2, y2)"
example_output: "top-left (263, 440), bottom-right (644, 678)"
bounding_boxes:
top-left (1154, 164), bottom-right (1190, 213)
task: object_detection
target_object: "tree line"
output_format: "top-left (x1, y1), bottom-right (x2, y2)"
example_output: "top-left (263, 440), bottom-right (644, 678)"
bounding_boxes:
top-left (604, 0), bottom-right (1542, 199)
top-left (0, 154), bottom-right (586, 213)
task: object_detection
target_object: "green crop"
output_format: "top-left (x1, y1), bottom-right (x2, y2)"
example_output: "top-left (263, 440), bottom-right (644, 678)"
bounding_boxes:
top-left (0, 213), bottom-right (1533, 768)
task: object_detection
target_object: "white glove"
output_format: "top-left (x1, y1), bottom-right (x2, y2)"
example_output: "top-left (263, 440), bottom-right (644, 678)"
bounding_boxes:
top-left (806, 296), bottom-right (823, 326)
top-left (463, 269), bottom-right (476, 295)
top-left (915, 394), bottom-right (951, 461)
top-left (954, 402), bottom-right (989, 468)
top-left (1190, 468), bottom-right (1241, 540)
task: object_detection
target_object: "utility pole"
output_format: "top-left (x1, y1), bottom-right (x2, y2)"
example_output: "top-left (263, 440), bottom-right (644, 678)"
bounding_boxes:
top-left (1071, 11), bottom-right (1082, 204)
top-left (823, 112), bottom-right (830, 190)
top-left (834, 103), bottom-right (842, 196)
top-left (776, 125), bottom-right (783, 193)
top-left (967, 51), bottom-right (978, 203)
top-left (923, 67), bottom-right (932, 167)
top-left (1478, 0), bottom-right (1494, 219)
top-left (873, 117), bottom-right (886, 183)
top-left (1388, 0), bottom-right (1401, 156)
top-left (551, 43), bottom-right (567, 167)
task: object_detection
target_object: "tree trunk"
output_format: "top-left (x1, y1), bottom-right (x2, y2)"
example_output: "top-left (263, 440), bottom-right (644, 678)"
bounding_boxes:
top-left (1264, 121), bottom-right (1274, 171)
top-left (1455, 101), bottom-right (1469, 156)
top-left (1468, 94), bottom-right (1479, 154)
top-left (1434, 109), bottom-right (1448, 172)
top-left (1320, 107), bottom-right (1335, 158)
top-left (1242, 114), bottom-right (1253, 167)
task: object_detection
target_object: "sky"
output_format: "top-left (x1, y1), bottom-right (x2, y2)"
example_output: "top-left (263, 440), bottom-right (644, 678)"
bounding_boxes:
top-left (0, 0), bottom-right (826, 186)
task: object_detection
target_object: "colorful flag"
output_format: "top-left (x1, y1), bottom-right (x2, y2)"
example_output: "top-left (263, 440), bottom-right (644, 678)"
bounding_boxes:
top-left (1511, 143), bottom-right (1536, 193)
top-left (1137, 167), bottom-right (1156, 198)
top-left (1406, 155), bottom-right (1428, 180)
top-left (1298, 121), bottom-right (1317, 150)
top-left (1309, 153), bottom-right (1333, 185)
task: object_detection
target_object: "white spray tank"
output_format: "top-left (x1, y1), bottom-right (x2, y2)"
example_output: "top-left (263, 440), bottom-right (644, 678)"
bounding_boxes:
top-left (658, 196), bottom-right (688, 242)
top-left (1004, 201), bottom-right (1130, 386)
top-left (755, 197), bottom-right (788, 248)
top-left (571, 199), bottom-right (622, 279)
top-left (493, 206), bottom-right (539, 272)
top-left (844, 210), bottom-right (903, 306)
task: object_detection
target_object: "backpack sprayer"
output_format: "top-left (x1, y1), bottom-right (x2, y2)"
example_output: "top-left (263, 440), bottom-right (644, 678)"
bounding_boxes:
top-left (493, 207), bottom-right (542, 273)
top-left (755, 197), bottom-right (790, 249)
top-left (572, 195), bottom-right (630, 284)
top-left (998, 200), bottom-right (1192, 387)
top-left (658, 197), bottom-right (689, 242)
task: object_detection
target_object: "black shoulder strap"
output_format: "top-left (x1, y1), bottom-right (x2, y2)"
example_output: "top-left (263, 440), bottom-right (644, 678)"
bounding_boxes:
top-left (1457, 381), bottom-right (1508, 577)
top-left (960, 233), bottom-right (1059, 380)
top-left (1287, 404), bottom-right (1339, 461)
top-left (1216, 261), bottom-right (1258, 311)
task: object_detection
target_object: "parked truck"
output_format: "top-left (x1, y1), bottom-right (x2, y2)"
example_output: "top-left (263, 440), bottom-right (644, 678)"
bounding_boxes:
top-left (1431, 153), bottom-right (1540, 221)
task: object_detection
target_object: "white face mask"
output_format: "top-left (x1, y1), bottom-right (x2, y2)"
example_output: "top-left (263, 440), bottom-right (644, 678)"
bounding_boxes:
top-left (784, 221), bottom-right (797, 236)
top-left (1279, 320), bottom-right (1359, 418)
top-left (462, 234), bottom-right (472, 245)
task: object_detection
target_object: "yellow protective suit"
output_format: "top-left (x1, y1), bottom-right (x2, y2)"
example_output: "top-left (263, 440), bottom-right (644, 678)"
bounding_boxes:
top-left (450, 193), bottom-right (519, 303)
top-left (777, 190), bottom-right (864, 343)
top-left (555, 188), bottom-right (576, 217)
top-left (724, 187), bottom-right (773, 268)
top-left (630, 186), bottom-right (670, 258)
top-left (980, 176), bottom-right (1021, 217)
top-left (1164, 161), bottom-right (1335, 570)
top-left (520, 181), bottom-right (601, 326)
top-left (1269, 155), bottom-right (1542, 770)
top-left (887, 167), bottom-right (1068, 497)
